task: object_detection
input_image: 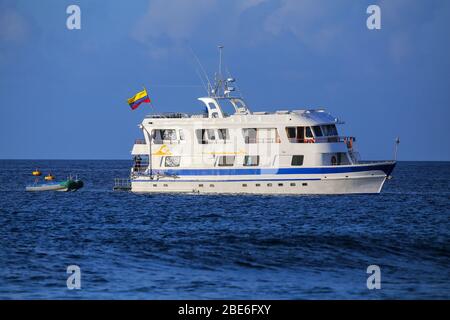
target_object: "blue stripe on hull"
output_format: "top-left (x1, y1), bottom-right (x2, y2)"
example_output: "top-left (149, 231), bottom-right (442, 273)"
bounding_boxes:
top-left (154, 163), bottom-right (395, 177)
top-left (134, 178), bottom-right (321, 183)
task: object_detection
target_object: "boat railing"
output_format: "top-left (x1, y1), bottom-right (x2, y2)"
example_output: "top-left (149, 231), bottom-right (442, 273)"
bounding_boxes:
top-left (135, 139), bottom-right (146, 145)
top-left (146, 112), bottom-right (207, 119)
top-left (198, 139), bottom-right (230, 144)
top-left (290, 136), bottom-right (355, 144)
top-left (311, 136), bottom-right (345, 143)
top-left (348, 150), bottom-right (361, 163)
top-left (288, 138), bottom-right (316, 143)
top-left (244, 138), bottom-right (281, 144)
top-left (152, 139), bottom-right (182, 145)
top-left (131, 162), bottom-right (150, 172)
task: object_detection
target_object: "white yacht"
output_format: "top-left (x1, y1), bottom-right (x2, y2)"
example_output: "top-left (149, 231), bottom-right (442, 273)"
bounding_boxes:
top-left (127, 49), bottom-right (396, 194)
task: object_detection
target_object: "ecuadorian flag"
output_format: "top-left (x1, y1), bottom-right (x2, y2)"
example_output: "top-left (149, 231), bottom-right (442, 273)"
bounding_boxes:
top-left (127, 89), bottom-right (150, 110)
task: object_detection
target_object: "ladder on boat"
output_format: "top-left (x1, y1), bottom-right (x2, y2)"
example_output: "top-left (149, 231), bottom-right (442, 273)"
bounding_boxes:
top-left (113, 178), bottom-right (131, 191)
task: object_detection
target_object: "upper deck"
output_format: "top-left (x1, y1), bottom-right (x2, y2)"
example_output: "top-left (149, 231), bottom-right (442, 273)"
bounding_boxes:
top-left (143, 105), bottom-right (341, 128)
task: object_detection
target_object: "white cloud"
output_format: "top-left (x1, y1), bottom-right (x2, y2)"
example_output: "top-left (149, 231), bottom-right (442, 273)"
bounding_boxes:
top-left (132, 0), bottom-right (217, 42)
top-left (130, 0), bottom-right (274, 57)
top-left (236, 0), bottom-right (268, 12)
top-left (379, 0), bottom-right (450, 62)
top-left (134, 0), bottom-right (448, 60)
top-left (263, 0), bottom-right (344, 52)
top-left (0, 9), bottom-right (28, 43)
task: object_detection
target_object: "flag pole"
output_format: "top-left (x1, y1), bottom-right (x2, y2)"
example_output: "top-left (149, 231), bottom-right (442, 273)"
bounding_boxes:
top-left (143, 86), bottom-right (156, 110)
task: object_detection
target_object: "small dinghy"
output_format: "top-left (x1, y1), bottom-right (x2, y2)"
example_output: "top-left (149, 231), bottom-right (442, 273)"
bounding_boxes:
top-left (26, 172), bottom-right (84, 192)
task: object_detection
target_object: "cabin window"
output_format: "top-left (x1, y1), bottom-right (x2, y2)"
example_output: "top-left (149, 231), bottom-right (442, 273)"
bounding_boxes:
top-left (323, 152), bottom-right (350, 165)
top-left (196, 129), bottom-right (206, 144)
top-left (207, 129), bottom-right (216, 140)
top-left (164, 156), bottom-right (180, 167)
top-left (286, 127), bottom-right (296, 139)
top-left (179, 129), bottom-right (185, 140)
top-left (244, 155), bottom-right (259, 166)
top-left (243, 128), bottom-right (257, 143)
top-left (312, 126), bottom-right (323, 137)
top-left (218, 129), bottom-right (230, 141)
top-left (291, 155), bottom-right (304, 166)
top-left (163, 129), bottom-right (176, 140)
top-left (321, 124), bottom-right (338, 136)
top-left (285, 127), bottom-right (305, 143)
top-left (152, 129), bottom-right (177, 144)
top-left (152, 130), bottom-right (162, 144)
top-left (218, 156), bottom-right (235, 167)
top-left (305, 127), bottom-right (313, 138)
top-left (196, 129), bottom-right (216, 144)
top-left (337, 153), bottom-right (350, 165)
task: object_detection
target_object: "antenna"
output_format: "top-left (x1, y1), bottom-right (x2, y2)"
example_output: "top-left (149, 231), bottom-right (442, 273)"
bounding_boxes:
top-left (218, 45), bottom-right (224, 77)
top-left (188, 46), bottom-right (212, 94)
top-left (195, 68), bottom-right (208, 95)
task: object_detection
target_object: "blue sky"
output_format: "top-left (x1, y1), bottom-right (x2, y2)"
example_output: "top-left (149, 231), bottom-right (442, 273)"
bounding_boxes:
top-left (0, 0), bottom-right (449, 160)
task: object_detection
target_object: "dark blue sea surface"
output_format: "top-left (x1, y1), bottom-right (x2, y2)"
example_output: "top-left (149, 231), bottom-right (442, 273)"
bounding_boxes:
top-left (0, 160), bottom-right (448, 299)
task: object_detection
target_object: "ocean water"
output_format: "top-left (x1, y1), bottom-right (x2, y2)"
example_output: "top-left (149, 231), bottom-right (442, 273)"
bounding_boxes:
top-left (0, 160), bottom-right (448, 299)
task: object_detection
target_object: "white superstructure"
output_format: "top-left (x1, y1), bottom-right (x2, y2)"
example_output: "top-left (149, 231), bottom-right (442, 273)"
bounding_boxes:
top-left (128, 48), bottom-right (395, 194)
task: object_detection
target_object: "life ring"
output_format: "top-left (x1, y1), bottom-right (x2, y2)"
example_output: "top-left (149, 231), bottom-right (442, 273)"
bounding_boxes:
top-left (331, 156), bottom-right (337, 166)
top-left (344, 137), bottom-right (353, 149)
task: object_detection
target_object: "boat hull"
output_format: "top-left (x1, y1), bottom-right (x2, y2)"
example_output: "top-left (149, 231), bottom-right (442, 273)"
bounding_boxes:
top-left (26, 180), bottom-right (84, 192)
top-left (130, 161), bottom-right (395, 195)
top-left (26, 184), bottom-right (69, 192)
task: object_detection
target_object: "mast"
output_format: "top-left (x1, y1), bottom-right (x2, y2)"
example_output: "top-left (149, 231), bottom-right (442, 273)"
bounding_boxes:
top-left (218, 45), bottom-right (223, 78)
top-left (212, 45), bottom-right (226, 98)
top-left (394, 137), bottom-right (400, 161)
top-left (200, 45), bottom-right (251, 115)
